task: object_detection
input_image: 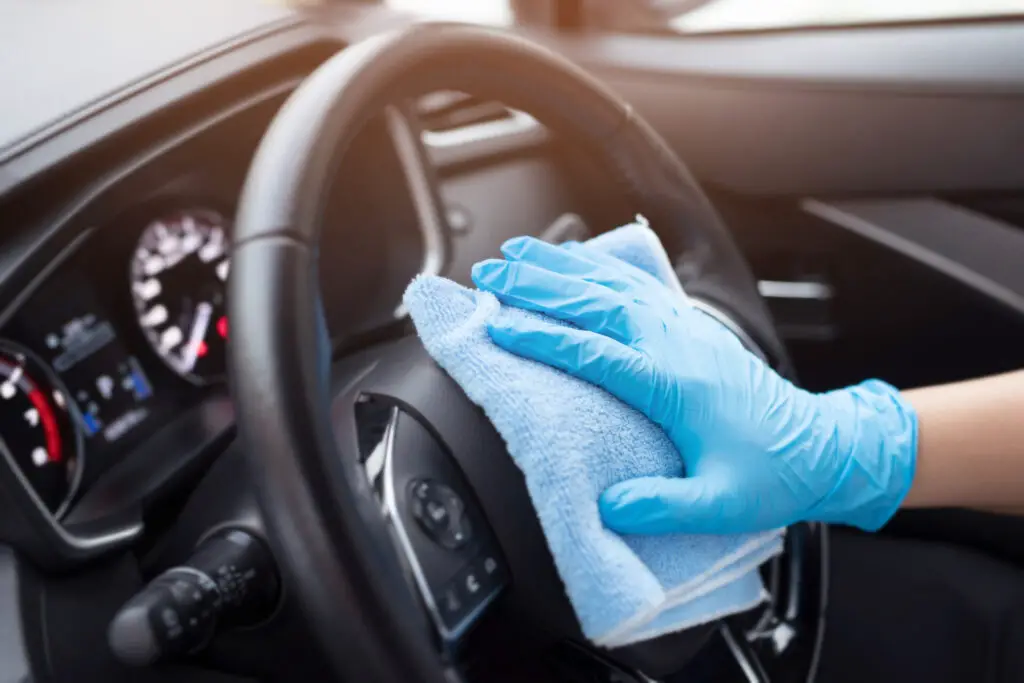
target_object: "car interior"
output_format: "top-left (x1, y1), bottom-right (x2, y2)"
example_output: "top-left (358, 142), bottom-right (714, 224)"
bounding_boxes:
top-left (2, 1), bottom-right (1024, 682)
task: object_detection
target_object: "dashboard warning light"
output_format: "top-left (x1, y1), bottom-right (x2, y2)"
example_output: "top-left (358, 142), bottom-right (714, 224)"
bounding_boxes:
top-left (216, 316), bottom-right (228, 339)
top-left (197, 341), bottom-right (208, 358)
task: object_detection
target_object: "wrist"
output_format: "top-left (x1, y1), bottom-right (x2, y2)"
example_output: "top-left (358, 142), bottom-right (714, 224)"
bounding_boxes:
top-left (809, 380), bottom-right (919, 531)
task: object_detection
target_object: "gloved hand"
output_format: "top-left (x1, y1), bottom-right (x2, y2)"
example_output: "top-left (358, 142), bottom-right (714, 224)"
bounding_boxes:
top-left (471, 236), bottom-right (918, 534)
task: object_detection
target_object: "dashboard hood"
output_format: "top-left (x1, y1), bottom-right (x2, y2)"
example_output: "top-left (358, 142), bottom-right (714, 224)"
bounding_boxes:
top-left (0, 0), bottom-right (298, 159)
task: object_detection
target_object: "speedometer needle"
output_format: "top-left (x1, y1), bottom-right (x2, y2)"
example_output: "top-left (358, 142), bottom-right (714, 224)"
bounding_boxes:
top-left (182, 302), bottom-right (213, 373)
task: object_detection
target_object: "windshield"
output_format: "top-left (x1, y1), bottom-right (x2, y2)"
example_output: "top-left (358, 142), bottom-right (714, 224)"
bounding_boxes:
top-left (387, 0), bottom-right (1024, 32)
top-left (665, 0), bottom-right (1024, 33)
top-left (386, 0), bottom-right (512, 25)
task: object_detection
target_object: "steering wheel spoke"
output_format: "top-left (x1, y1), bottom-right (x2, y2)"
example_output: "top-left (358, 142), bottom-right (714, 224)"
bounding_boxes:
top-left (720, 623), bottom-right (772, 683)
top-left (711, 522), bottom-right (829, 683)
top-left (356, 396), bottom-right (509, 650)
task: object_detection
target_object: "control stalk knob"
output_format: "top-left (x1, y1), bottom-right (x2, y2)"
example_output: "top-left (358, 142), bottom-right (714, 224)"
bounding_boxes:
top-left (108, 528), bottom-right (279, 666)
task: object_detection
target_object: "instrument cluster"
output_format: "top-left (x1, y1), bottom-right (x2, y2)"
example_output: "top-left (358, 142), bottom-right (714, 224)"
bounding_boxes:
top-left (0, 111), bottom-right (430, 519)
top-left (0, 206), bottom-right (238, 517)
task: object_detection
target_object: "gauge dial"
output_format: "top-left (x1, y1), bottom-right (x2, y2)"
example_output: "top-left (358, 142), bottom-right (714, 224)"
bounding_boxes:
top-left (130, 209), bottom-right (230, 384)
top-left (0, 342), bottom-right (82, 516)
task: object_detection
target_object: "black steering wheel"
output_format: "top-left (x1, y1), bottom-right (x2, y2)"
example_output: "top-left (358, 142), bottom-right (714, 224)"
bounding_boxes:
top-left (229, 23), bottom-right (826, 683)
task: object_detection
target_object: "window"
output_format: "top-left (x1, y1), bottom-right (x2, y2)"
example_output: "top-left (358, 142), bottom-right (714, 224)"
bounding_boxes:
top-left (385, 0), bottom-right (513, 26)
top-left (588, 0), bottom-right (1024, 34)
top-left (384, 1), bottom-right (1024, 33)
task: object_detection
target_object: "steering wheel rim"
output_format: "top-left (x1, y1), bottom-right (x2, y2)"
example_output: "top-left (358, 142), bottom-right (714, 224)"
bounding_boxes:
top-left (229, 23), bottom-right (801, 683)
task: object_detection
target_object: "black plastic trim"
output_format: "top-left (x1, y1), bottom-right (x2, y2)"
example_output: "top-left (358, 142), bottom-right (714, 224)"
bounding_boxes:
top-left (518, 24), bottom-right (1024, 196)
top-left (0, 547), bottom-right (33, 683)
top-left (0, 434), bottom-right (143, 571)
top-left (66, 396), bottom-right (235, 526)
top-left (548, 22), bottom-right (1024, 95)
top-left (803, 197), bottom-right (1024, 317)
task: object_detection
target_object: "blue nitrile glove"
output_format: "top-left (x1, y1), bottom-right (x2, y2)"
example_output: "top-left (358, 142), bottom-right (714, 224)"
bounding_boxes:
top-left (471, 236), bottom-right (918, 534)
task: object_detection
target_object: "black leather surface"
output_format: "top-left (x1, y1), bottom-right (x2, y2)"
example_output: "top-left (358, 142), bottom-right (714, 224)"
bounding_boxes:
top-left (230, 23), bottom-right (786, 683)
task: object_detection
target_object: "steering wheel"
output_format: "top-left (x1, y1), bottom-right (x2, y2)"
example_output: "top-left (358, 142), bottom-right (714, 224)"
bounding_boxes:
top-left (229, 23), bottom-right (826, 683)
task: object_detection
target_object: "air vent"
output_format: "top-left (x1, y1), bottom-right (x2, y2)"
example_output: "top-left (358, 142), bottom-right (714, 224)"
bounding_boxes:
top-left (416, 91), bottom-right (542, 153)
top-left (416, 90), bottom-right (515, 134)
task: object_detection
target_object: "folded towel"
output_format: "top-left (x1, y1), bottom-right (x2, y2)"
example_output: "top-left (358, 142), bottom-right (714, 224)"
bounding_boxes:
top-left (403, 222), bottom-right (783, 647)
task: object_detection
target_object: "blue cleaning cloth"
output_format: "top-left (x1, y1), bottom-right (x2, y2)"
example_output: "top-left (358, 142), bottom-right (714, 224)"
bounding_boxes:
top-left (403, 222), bottom-right (783, 647)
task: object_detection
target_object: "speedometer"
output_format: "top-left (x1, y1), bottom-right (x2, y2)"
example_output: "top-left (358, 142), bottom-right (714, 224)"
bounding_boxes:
top-left (130, 209), bottom-right (230, 384)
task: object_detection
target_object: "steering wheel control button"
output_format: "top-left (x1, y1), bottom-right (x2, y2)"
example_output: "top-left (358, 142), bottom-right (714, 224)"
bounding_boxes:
top-left (410, 479), bottom-right (449, 535)
top-left (435, 552), bottom-right (509, 632)
top-left (481, 554), bottom-right (501, 579)
top-left (445, 515), bottom-right (472, 549)
top-left (108, 529), bottom-right (279, 666)
top-left (440, 585), bottom-right (465, 622)
top-left (476, 553), bottom-right (507, 590)
top-left (425, 498), bottom-right (450, 528)
top-left (464, 570), bottom-right (481, 596)
top-left (410, 479), bottom-right (472, 550)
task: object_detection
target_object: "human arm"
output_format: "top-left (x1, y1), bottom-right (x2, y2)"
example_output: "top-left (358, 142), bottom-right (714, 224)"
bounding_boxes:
top-left (902, 371), bottom-right (1024, 512)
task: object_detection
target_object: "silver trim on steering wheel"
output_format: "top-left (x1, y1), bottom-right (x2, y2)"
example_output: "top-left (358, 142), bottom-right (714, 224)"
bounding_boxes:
top-left (375, 407), bottom-right (502, 644)
top-left (721, 624), bottom-right (766, 683)
top-left (386, 107), bottom-right (447, 318)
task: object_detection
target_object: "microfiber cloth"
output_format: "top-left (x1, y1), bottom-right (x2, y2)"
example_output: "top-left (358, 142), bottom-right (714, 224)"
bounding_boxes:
top-left (403, 220), bottom-right (784, 648)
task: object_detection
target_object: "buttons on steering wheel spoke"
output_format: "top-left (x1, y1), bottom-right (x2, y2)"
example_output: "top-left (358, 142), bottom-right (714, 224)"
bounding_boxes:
top-left (437, 551), bottom-right (508, 627)
top-left (356, 399), bottom-right (508, 644)
top-left (410, 479), bottom-right (472, 550)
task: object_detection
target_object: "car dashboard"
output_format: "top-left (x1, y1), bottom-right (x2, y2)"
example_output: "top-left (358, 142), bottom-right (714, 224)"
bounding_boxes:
top-left (0, 7), bottom-right (609, 573)
top-left (0, 57), bottom-right (445, 533)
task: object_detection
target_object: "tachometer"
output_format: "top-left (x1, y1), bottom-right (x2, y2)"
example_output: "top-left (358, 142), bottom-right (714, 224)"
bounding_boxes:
top-left (130, 209), bottom-right (230, 384)
top-left (0, 341), bottom-right (82, 516)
